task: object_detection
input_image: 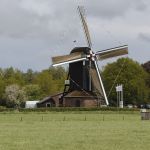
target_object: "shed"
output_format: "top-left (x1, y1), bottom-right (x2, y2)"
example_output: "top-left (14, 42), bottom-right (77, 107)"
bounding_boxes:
top-left (25, 101), bottom-right (39, 108)
top-left (37, 93), bottom-right (62, 108)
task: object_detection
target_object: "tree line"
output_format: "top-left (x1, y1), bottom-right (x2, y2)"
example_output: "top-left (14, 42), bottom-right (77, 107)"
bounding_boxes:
top-left (0, 66), bottom-right (67, 108)
top-left (0, 58), bottom-right (149, 108)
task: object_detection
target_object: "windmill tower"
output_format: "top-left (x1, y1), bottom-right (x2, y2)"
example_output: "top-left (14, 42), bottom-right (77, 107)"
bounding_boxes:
top-left (52, 6), bottom-right (128, 107)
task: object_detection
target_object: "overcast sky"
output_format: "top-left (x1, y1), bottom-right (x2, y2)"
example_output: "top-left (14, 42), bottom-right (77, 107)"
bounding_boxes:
top-left (0, 0), bottom-right (149, 71)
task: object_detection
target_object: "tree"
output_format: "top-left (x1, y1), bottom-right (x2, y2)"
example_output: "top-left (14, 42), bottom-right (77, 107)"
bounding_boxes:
top-left (23, 84), bottom-right (42, 101)
top-left (0, 76), bottom-right (6, 106)
top-left (4, 84), bottom-right (27, 108)
top-left (142, 61), bottom-right (150, 73)
top-left (142, 61), bottom-right (150, 101)
top-left (49, 66), bottom-right (67, 80)
top-left (24, 69), bottom-right (37, 84)
top-left (49, 66), bottom-right (67, 92)
top-left (102, 58), bottom-right (149, 106)
top-left (3, 67), bottom-right (25, 86)
top-left (34, 70), bottom-right (55, 96)
top-left (142, 61), bottom-right (150, 87)
top-left (34, 68), bottom-right (67, 96)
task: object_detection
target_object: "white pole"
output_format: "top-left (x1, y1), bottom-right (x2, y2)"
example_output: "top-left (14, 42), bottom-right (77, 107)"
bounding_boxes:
top-left (122, 85), bottom-right (123, 108)
top-left (117, 85), bottom-right (119, 108)
top-left (117, 89), bottom-right (118, 107)
top-left (119, 91), bottom-right (120, 108)
top-left (119, 84), bottom-right (123, 108)
top-left (116, 85), bottom-right (118, 108)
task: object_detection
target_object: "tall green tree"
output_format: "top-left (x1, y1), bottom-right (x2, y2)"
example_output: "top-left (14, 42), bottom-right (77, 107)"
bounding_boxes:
top-left (142, 61), bottom-right (150, 101)
top-left (34, 70), bottom-right (56, 96)
top-left (142, 61), bottom-right (150, 73)
top-left (3, 67), bottom-right (25, 86)
top-left (49, 66), bottom-right (67, 80)
top-left (49, 66), bottom-right (67, 92)
top-left (102, 58), bottom-right (149, 106)
top-left (23, 84), bottom-right (42, 101)
top-left (24, 69), bottom-right (37, 84)
top-left (0, 76), bottom-right (6, 106)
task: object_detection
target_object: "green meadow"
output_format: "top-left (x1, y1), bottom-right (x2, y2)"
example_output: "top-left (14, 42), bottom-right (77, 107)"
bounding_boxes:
top-left (0, 112), bottom-right (150, 150)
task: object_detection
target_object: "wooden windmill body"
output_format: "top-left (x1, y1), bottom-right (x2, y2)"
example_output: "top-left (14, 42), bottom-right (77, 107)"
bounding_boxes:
top-left (52, 6), bottom-right (128, 107)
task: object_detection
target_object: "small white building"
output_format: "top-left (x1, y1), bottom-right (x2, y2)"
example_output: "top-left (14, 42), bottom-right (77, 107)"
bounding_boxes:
top-left (25, 101), bottom-right (39, 108)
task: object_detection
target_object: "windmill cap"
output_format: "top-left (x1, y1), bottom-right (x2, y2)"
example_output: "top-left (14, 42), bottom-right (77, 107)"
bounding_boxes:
top-left (71, 47), bottom-right (91, 55)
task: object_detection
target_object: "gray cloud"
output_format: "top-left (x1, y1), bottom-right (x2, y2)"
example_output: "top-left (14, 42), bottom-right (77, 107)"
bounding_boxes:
top-left (0, 0), bottom-right (80, 41)
top-left (0, 0), bottom-right (149, 71)
top-left (0, 0), bottom-right (148, 39)
top-left (138, 33), bottom-right (150, 42)
top-left (85, 0), bottom-right (147, 19)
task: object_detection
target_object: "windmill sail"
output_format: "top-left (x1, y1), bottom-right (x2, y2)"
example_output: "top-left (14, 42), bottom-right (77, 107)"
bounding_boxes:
top-left (78, 6), bottom-right (93, 91)
top-left (52, 52), bottom-right (87, 66)
top-left (90, 68), bottom-right (103, 95)
top-left (78, 6), bottom-right (92, 48)
top-left (90, 61), bottom-right (109, 105)
top-left (96, 45), bottom-right (128, 60)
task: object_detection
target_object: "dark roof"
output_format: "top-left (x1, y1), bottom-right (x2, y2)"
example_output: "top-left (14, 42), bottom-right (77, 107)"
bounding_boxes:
top-left (71, 47), bottom-right (90, 54)
top-left (37, 93), bottom-right (63, 104)
top-left (64, 90), bottom-right (95, 98)
top-left (37, 96), bottom-right (51, 104)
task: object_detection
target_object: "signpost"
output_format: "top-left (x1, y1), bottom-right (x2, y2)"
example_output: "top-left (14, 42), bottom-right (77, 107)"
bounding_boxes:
top-left (116, 84), bottom-right (123, 108)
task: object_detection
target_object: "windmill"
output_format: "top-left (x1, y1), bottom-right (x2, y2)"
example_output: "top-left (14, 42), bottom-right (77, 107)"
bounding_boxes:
top-left (51, 6), bottom-right (128, 107)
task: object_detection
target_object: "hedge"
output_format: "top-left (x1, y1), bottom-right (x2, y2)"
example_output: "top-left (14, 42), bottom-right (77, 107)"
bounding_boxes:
top-left (0, 107), bottom-right (140, 113)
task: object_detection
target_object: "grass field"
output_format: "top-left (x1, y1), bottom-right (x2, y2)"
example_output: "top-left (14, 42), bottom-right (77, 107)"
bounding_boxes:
top-left (0, 111), bottom-right (150, 150)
